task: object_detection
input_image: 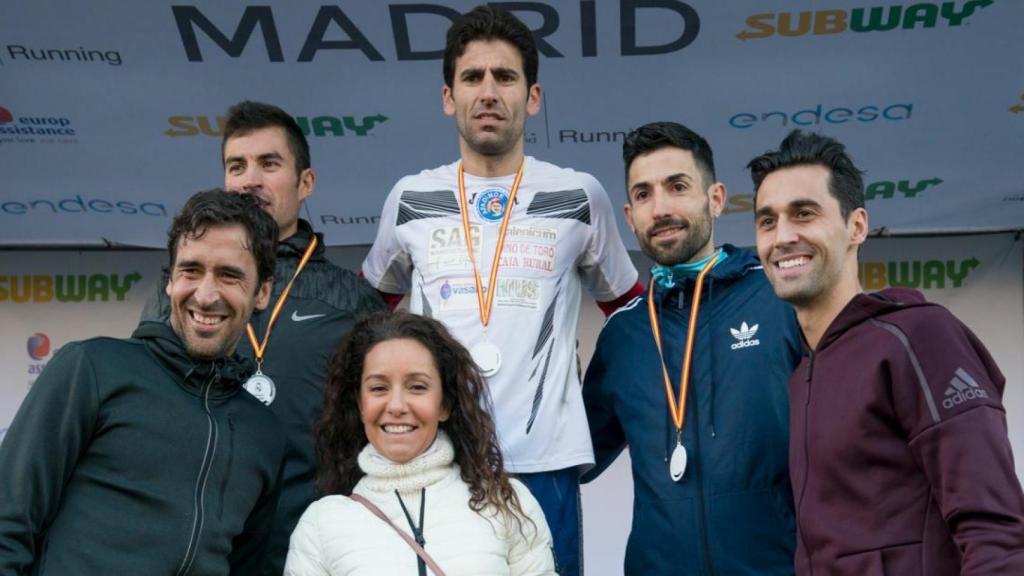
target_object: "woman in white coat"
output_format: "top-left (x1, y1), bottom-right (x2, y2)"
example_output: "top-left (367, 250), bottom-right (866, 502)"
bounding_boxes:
top-left (285, 311), bottom-right (557, 576)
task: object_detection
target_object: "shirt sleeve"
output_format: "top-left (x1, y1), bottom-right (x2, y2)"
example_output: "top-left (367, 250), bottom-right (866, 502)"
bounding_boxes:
top-left (0, 343), bottom-right (100, 574)
top-left (580, 330), bottom-right (627, 483)
top-left (889, 310), bottom-right (1024, 573)
top-left (576, 173), bottom-right (638, 301)
top-left (362, 179), bottom-right (414, 295)
top-left (507, 481), bottom-right (558, 576)
top-left (283, 502), bottom-right (330, 576)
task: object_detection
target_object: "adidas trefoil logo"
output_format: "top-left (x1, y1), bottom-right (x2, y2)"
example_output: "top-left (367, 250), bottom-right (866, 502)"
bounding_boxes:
top-left (942, 368), bottom-right (988, 410)
top-left (730, 322), bottom-right (760, 350)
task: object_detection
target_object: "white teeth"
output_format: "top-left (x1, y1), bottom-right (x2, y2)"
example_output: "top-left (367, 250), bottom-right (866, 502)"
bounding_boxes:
top-left (383, 424), bottom-right (414, 433)
top-left (190, 311), bottom-right (224, 325)
top-left (778, 257), bottom-right (809, 269)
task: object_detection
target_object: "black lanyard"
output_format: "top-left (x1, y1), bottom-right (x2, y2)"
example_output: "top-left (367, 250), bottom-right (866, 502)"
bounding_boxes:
top-left (396, 488), bottom-right (427, 576)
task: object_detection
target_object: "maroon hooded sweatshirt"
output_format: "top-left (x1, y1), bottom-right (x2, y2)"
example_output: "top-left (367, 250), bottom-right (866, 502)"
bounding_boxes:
top-left (790, 287), bottom-right (1024, 575)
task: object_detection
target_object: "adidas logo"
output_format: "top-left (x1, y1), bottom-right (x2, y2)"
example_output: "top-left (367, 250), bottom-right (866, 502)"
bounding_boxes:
top-left (730, 322), bottom-right (760, 350)
top-left (942, 368), bottom-right (988, 410)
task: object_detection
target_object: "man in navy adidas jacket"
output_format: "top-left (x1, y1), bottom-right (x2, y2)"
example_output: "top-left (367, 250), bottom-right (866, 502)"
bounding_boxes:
top-left (582, 122), bottom-right (801, 574)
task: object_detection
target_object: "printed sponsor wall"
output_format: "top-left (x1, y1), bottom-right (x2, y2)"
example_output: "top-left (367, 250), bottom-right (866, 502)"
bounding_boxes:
top-left (1, 233), bottom-right (1021, 573)
top-left (2, 1), bottom-right (1022, 249)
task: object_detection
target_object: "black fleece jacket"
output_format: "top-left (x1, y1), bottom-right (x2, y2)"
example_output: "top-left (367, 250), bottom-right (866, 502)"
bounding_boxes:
top-left (0, 322), bottom-right (285, 576)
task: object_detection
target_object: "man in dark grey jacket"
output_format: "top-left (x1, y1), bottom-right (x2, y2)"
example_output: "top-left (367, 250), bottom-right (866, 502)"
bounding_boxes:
top-left (0, 190), bottom-right (285, 575)
top-left (140, 101), bottom-right (384, 574)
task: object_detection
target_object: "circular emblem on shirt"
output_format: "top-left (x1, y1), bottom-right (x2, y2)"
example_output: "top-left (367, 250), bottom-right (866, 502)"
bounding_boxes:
top-left (475, 188), bottom-right (509, 222)
top-left (440, 280), bottom-right (452, 300)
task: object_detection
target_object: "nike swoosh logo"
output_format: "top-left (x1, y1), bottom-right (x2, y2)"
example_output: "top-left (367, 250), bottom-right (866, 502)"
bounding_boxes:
top-left (291, 311), bottom-right (326, 322)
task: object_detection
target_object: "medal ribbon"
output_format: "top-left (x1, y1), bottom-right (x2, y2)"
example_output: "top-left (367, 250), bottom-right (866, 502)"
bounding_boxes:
top-left (647, 252), bottom-right (720, 432)
top-left (456, 160), bottom-right (526, 327)
top-left (245, 234), bottom-right (319, 367)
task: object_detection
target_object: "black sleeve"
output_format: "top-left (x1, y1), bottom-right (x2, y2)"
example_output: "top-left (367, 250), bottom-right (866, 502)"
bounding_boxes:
top-left (581, 336), bottom-right (627, 483)
top-left (0, 344), bottom-right (100, 573)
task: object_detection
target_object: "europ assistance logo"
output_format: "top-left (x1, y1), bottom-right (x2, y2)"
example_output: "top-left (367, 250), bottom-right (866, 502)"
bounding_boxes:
top-left (0, 105), bottom-right (78, 144)
top-left (27, 332), bottom-right (52, 377)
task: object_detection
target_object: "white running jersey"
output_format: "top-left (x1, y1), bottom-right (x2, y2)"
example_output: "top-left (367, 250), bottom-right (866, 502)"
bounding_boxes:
top-left (363, 157), bottom-right (638, 472)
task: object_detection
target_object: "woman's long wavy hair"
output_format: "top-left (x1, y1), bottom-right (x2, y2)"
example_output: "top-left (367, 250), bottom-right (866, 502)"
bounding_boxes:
top-left (317, 310), bottom-right (529, 526)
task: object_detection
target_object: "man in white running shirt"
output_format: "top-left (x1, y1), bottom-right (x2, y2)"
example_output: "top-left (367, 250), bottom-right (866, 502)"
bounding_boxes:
top-left (362, 6), bottom-right (641, 575)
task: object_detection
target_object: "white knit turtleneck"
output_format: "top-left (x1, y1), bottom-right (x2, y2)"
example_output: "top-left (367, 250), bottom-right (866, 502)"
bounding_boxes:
top-left (356, 430), bottom-right (456, 495)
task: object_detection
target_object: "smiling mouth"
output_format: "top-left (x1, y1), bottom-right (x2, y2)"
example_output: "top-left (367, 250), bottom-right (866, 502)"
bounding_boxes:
top-left (650, 224), bottom-right (686, 239)
top-left (382, 424), bottom-right (416, 434)
top-left (776, 256), bottom-right (810, 270)
top-left (189, 310), bottom-right (226, 327)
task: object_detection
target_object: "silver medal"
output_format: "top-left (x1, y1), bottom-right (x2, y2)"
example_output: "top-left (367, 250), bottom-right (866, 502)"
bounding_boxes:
top-left (470, 342), bottom-right (502, 377)
top-left (670, 441), bottom-right (688, 482)
top-left (244, 371), bottom-right (276, 406)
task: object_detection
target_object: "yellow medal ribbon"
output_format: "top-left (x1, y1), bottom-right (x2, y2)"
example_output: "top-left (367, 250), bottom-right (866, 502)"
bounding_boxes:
top-left (647, 252), bottom-right (720, 434)
top-left (456, 160), bottom-right (526, 328)
top-left (245, 234), bottom-right (319, 370)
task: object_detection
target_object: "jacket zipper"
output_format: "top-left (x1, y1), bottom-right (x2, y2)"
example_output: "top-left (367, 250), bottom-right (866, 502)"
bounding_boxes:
top-left (176, 373), bottom-right (219, 576)
top-left (796, 352), bottom-right (815, 576)
top-left (691, 375), bottom-right (715, 576)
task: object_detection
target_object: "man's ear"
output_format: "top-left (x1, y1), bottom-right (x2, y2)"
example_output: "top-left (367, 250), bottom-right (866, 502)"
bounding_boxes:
top-left (848, 207), bottom-right (869, 248)
top-left (254, 278), bottom-right (273, 311)
top-left (298, 168), bottom-right (315, 202)
top-left (708, 182), bottom-right (727, 218)
top-left (442, 84), bottom-right (455, 117)
top-left (526, 83), bottom-right (542, 117)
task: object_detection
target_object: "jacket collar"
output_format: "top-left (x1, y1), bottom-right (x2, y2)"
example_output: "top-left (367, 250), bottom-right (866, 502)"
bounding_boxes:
top-left (279, 218), bottom-right (326, 262)
top-left (814, 287), bottom-right (935, 351)
top-left (132, 321), bottom-right (254, 399)
top-left (651, 244), bottom-right (760, 304)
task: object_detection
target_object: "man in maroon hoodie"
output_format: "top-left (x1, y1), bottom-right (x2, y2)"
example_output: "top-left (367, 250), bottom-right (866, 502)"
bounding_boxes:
top-left (747, 130), bottom-right (1024, 575)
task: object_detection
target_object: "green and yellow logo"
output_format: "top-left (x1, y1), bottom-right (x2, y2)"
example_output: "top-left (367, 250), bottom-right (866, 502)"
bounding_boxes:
top-left (722, 177), bottom-right (943, 214)
top-left (866, 178), bottom-right (943, 200)
top-left (736, 1), bottom-right (994, 41)
top-left (859, 258), bottom-right (978, 290)
top-left (0, 273), bottom-right (142, 303)
top-left (1010, 92), bottom-right (1024, 115)
top-left (164, 114), bottom-right (388, 137)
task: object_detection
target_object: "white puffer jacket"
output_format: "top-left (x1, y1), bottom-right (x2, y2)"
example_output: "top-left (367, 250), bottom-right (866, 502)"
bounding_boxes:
top-left (284, 432), bottom-right (557, 575)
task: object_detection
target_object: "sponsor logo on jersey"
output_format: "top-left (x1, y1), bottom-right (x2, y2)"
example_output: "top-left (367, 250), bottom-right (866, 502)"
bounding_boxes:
top-left (730, 322), bottom-right (760, 350)
top-left (476, 188), bottom-right (509, 222)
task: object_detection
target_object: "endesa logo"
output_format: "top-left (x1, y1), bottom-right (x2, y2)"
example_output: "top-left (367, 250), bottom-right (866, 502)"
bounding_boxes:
top-left (165, 114), bottom-right (388, 138)
top-left (0, 273), bottom-right (143, 303)
top-left (859, 258), bottom-right (978, 290)
top-left (0, 105), bottom-right (78, 143)
top-left (1, 195), bottom-right (167, 217)
top-left (729, 102), bottom-right (913, 129)
top-left (736, 1), bottom-right (994, 41)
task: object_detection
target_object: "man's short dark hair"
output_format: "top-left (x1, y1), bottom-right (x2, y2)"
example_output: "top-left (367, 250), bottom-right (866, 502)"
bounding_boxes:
top-left (167, 189), bottom-right (278, 288)
top-left (747, 130), bottom-right (865, 219)
top-left (443, 5), bottom-right (539, 90)
top-left (622, 121), bottom-right (717, 195)
top-left (222, 101), bottom-right (310, 174)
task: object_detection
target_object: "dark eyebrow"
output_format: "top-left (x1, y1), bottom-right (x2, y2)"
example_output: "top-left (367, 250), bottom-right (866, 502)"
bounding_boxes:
top-left (224, 151), bottom-right (284, 165)
top-left (755, 198), bottom-right (824, 219)
top-left (216, 264), bottom-right (247, 278)
top-left (662, 172), bottom-right (694, 187)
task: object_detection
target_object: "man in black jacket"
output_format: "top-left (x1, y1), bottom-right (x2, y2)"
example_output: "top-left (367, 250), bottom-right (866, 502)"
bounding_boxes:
top-left (140, 101), bottom-right (385, 574)
top-left (0, 190), bottom-right (286, 575)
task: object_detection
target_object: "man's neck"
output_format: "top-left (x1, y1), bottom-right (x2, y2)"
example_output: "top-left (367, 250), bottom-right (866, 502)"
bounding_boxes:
top-left (459, 143), bottom-right (525, 178)
top-left (796, 277), bottom-right (863, 350)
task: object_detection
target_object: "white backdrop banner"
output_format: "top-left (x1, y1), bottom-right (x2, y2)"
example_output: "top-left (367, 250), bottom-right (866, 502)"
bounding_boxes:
top-left (2, 1), bottom-right (1023, 249)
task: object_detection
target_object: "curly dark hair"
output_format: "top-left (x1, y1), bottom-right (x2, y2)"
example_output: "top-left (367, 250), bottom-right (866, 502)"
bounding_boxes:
top-left (166, 189), bottom-right (277, 288)
top-left (317, 310), bottom-right (530, 526)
